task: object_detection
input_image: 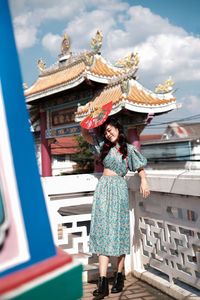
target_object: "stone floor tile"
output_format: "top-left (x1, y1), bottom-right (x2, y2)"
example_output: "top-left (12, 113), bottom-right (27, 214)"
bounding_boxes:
top-left (123, 298), bottom-right (143, 300)
top-left (120, 290), bottom-right (132, 295)
top-left (125, 292), bottom-right (152, 298)
top-left (81, 276), bottom-right (174, 300)
top-left (83, 292), bottom-right (93, 297)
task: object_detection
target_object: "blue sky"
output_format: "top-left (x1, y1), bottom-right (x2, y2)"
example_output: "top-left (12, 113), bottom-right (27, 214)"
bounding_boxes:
top-left (129, 0), bottom-right (200, 33)
top-left (9, 0), bottom-right (200, 133)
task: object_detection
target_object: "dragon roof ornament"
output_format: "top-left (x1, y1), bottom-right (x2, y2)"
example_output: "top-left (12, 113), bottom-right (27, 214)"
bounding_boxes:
top-left (90, 30), bottom-right (103, 54)
top-left (61, 32), bottom-right (71, 55)
top-left (115, 52), bottom-right (139, 72)
top-left (155, 77), bottom-right (174, 94)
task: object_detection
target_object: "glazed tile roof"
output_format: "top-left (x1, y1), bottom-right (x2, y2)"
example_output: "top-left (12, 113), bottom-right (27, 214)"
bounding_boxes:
top-left (51, 136), bottom-right (79, 155)
top-left (75, 78), bottom-right (177, 120)
top-left (140, 134), bottom-right (162, 143)
top-left (89, 57), bottom-right (122, 77)
top-left (25, 54), bottom-right (126, 101)
top-left (25, 61), bottom-right (86, 98)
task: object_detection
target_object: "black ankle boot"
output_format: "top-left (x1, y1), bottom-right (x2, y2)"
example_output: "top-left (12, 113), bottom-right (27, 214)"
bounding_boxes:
top-left (111, 272), bottom-right (124, 293)
top-left (93, 276), bottom-right (109, 299)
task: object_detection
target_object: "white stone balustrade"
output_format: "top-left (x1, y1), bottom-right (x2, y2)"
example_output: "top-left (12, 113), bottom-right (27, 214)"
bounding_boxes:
top-left (42, 169), bottom-right (200, 299)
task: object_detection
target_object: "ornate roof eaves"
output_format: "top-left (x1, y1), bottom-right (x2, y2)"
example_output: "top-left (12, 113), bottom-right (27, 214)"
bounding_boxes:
top-left (25, 72), bottom-right (118, 103)
top-left (75, 100), bottom-right (181, 122)
top-left (111, 100), bottom-right (179, 115)
top-left (94, 54), bottom-right (124, 73)
top-left (86, 73), bottom-right (112, 84)
top-left (130, 79), bottom-right (175, 100)
top-left (26, 76), bottom-right (85, 103)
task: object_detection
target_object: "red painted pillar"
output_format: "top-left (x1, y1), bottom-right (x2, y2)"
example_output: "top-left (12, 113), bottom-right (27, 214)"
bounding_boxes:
top-left (127, 127), bottom-right (141, 152)
top-left (40, 110), bottom-right (52, 177)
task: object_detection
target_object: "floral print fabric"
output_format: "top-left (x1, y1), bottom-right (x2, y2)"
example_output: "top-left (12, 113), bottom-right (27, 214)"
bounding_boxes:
top-left (89, 143), bottom-right (147, 256)
top-left (89, 175), bottom-right (130, 256)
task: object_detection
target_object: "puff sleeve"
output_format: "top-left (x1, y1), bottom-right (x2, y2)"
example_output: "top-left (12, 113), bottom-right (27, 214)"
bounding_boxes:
top-left (127, 144), bottom-right (147, 172)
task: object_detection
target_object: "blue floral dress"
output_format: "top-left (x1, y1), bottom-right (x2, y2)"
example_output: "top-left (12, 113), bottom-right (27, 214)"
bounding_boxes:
top-left (89, 143), bottom-right (147, 256)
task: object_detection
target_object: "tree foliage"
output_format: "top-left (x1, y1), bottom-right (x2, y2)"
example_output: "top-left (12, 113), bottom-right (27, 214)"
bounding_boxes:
top-left (71, 135), bottom-right (94, 173)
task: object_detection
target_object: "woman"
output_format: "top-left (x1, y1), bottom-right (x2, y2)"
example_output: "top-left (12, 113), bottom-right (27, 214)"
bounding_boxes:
top-left (82, 117), bottom-right (150, 299)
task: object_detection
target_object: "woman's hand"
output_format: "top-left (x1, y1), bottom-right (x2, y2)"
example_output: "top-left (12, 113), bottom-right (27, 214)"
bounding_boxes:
top-left (138, 168), bottom-right (150, 199)
top-left (140, 178), bottom-right (150, 199)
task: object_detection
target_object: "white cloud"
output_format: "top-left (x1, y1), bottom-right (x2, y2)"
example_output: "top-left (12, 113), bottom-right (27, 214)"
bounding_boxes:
top-left (42, 33), bottom-right (62, 56)
top-left (133, 33), bottom-right (200, 84)
top-left (9, 0), bottom-right (80, 14)
top-left (124, 6), bottom-right (186, 42)
top-left (183, 94), bottom-right (200, 112)
top-left (10, 0), bottom-right (129, 51)
top-left (11, 0), bottom-right (86, 50)
top-left (63, 9), bottom-right (116, 52)
top-left (15, 27), bottom-right (37, 50)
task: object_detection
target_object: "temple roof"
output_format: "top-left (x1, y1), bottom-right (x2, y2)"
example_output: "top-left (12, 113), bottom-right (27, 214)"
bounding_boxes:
top-left (26, 61), bottom-right (86, 100)
top-left (25, 53), bottom-right (132, 102)
top-left (25, 30), bottom-right (140, 102)
top-left (51, 136), bottom-right (78, 155)
top-left (25, 31), bottom-right (179, 117)
top-left (75, 78), bottom-right (178, 121)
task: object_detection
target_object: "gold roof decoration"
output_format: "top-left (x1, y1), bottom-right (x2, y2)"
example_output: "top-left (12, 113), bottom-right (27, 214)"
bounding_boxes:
top-left (84, 51), bottom-right (94, 66)
top-left (61, 32), bottom-right (71, 55)
top-left (115, 52), bottom-right (139, 72)
top-left (155, 77), bottom-right (174, 94)
top-left (37, 59), bottom-right (46, 73)
top-left (90, 30), bottom-right (103, 53)
top-left (120, 78), bottom-right (129, 96)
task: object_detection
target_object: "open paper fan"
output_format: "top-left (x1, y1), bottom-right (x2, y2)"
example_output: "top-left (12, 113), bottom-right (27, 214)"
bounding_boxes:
top-left (80, 101), bottom-right (112, 129)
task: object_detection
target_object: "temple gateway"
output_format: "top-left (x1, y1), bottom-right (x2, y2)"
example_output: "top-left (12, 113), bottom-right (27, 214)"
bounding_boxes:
top-left (25, 31), bottom-right (178, 176)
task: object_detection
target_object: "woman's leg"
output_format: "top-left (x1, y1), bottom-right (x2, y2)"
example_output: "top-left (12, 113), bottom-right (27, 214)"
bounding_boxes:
top-left (99, 255), bottom-right (110, 276)
top-left (93, 255), bottom-right (110, 298)
top-left (111, 255), bottom-right (125, 293)
top-left (117, 254), bottom-right (125, 272)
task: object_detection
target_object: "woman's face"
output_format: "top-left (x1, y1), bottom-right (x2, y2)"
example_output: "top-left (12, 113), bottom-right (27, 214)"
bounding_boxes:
top-left (104, 124), bottom-right (119, 144)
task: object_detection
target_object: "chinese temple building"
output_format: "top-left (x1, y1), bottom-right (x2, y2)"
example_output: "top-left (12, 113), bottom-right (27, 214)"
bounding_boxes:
top-left (25, 31), bottom-right (178, 176)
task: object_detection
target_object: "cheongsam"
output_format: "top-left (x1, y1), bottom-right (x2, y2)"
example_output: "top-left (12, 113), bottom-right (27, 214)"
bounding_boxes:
top-left (89, 143), bottom-right (147, 256)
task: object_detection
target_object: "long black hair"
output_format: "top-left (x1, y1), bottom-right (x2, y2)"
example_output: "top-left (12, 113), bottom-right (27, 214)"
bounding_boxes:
top-left (99, 117), bottom-right (128, 162)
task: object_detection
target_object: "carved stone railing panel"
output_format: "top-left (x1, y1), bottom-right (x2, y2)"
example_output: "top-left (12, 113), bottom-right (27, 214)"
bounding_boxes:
top-left (135, 191), bottom-right (200, 289)
top-left (48, 199), bottom-right (93, 255)
top-left (42, 174), bottom-right (98, 256)
top-left (57, 217), bottom-right (91, 254)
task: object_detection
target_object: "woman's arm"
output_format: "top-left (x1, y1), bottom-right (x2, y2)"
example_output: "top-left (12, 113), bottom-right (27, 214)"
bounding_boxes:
top-left (81, 128), bottom-right (94, 144)
top-left (138, 168), bottom-right (150, 199)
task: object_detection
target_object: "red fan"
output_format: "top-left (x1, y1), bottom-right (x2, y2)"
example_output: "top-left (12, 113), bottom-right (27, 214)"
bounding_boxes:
top-left (80, 101), bottom-right (112, 129)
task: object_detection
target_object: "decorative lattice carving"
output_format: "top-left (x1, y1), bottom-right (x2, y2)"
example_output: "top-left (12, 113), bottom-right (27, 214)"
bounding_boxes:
top-left (137, 192), bottom-right (200, 289)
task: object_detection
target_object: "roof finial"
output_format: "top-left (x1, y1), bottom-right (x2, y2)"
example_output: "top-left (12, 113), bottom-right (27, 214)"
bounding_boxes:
top-left (90, 30), bottom-right (103, 54)
top-left (37, 59), bottom-right (46, 73)
top-left (61, 32), bottom-right (71, 55)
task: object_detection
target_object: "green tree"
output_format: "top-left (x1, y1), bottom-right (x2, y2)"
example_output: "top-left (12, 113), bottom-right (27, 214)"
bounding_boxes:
top-left (71, 135), bottom-right (94, 173)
